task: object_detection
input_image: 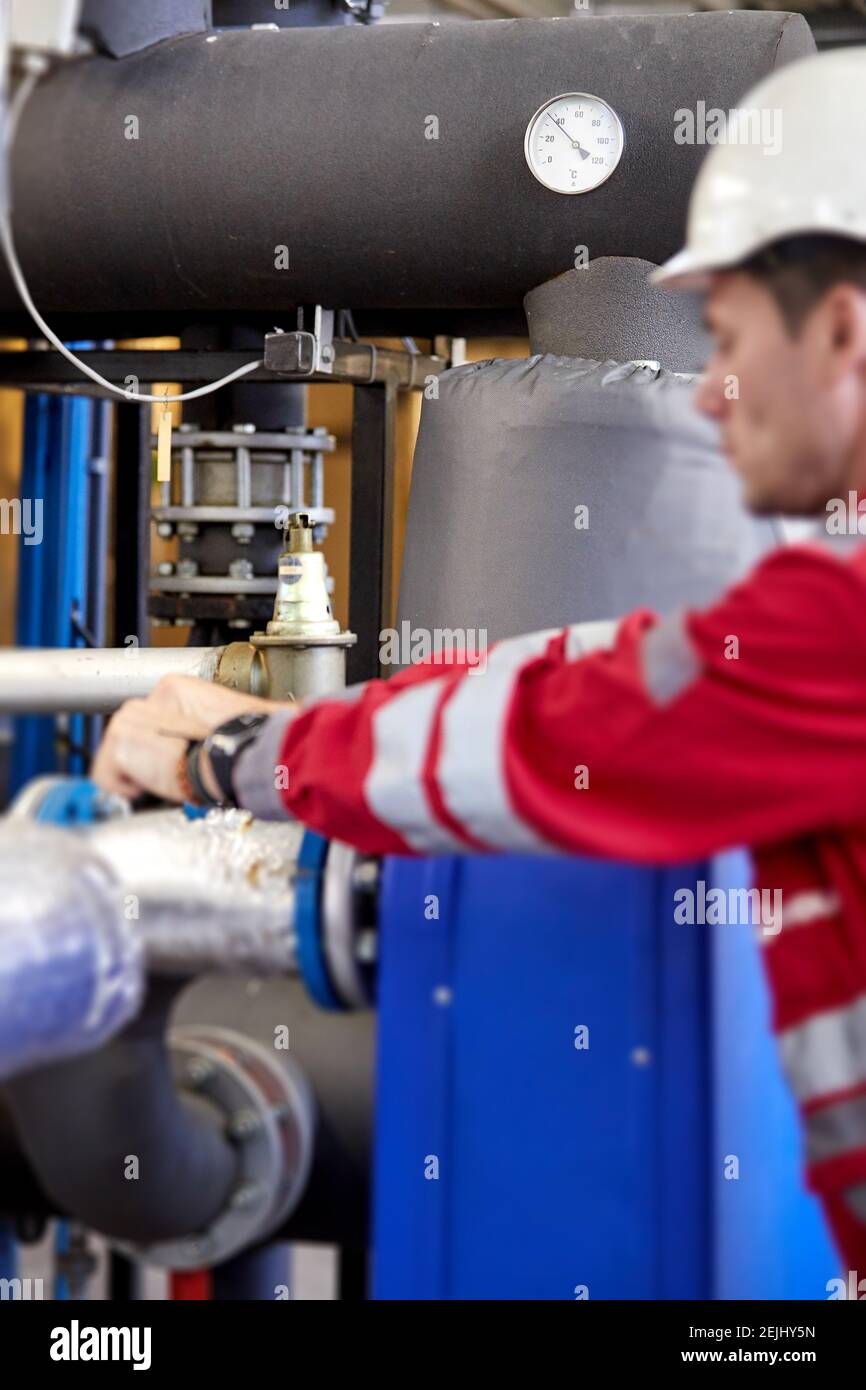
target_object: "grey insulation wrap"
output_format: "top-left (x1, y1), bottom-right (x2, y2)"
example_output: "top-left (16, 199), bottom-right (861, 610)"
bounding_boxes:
top-left (397, 355), bottom-right (780, 645)
top-left (79, 0), bottom-right (210, 58)
top-left (2, 13), bottom-right (814, 321)
top-left (524, 260), bottom-right (712, 373)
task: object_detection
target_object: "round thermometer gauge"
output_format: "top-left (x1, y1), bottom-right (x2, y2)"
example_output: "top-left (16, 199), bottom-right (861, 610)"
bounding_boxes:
top-left (524, 93), bottom-right (625, 195)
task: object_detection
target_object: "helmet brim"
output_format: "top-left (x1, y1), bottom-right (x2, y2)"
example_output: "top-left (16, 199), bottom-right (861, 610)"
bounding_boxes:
top-left (650, 247), bottom-right (737, 291)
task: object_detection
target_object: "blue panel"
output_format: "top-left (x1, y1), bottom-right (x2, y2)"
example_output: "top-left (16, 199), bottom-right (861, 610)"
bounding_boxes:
top-left (372, 858), bottom-right (456, 1299)
top-left (711, 850), bottom-right (837, 1298)
top-left (374, 853), bottom-right (712, 1300)
top-left (373, 850), bottom-right (835, 1300)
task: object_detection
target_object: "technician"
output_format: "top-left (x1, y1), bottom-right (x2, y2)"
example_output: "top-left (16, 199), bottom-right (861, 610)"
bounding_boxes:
top-left (94, 49), bottom-right (866, 1271)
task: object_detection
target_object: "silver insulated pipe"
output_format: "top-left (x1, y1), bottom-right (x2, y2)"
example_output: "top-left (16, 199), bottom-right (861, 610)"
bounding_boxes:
top-left (84, 808), bottom-right (303, 976)
top-left (0, 646), bottom-right (223, 713)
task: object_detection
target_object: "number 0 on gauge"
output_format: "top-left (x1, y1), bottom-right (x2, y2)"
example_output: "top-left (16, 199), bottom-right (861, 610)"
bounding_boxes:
top-left (524, 93), bottom-right (625, 195)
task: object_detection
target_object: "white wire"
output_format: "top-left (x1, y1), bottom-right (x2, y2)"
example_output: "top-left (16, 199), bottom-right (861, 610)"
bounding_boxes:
top-left (6, 65), bottom-right (42, 143)
top-left (1, 69), bottom-right (263, 405)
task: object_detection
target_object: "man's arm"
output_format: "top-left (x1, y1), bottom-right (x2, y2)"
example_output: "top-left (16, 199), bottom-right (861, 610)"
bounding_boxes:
top-left (232, 543), bottom-right (866, 861)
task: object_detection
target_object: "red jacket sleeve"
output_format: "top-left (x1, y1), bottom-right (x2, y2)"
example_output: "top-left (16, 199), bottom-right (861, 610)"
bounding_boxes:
top-left (257, 543), bottom-right (866, 861)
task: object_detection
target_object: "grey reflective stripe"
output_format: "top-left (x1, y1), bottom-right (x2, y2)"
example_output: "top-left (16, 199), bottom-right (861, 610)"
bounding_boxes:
top-left (437, 628), bottom-right (561, 853)
top-left (232, 708), bottom-right (298, 821)
top-left (564, 620), bottom-right (618, 661)
top-left (784, 889), bottom-right (841, 926)
top-left (778, 993), bottom-right (866, 1105)
top-left (365, 676), bottom-right (467, 854)
top-left (806, 1094), bottom-right (866, 1166)
top-left (639, 611), bottom-right (701, 705)
top-left (842, 1184), bottom-right (866, 1225)
top-left (761, 888), bottom-right (841, 949)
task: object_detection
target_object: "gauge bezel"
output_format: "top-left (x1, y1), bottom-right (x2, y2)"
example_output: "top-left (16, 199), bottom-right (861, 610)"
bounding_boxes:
top-left (523, 92), bottom-right (625, 195)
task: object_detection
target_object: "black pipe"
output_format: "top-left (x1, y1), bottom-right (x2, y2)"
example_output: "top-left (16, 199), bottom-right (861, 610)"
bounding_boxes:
top-left (2, 981), bottom-right (238, 1245)
top-left (0, 973), bottom-right (373, 1249)
top-left (112, 402), bottom-right (151, 649)
top-left (0, 15), bottom-right (813, 334)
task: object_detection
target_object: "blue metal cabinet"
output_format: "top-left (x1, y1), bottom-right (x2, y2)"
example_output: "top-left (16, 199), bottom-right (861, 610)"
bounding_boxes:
top-left (372, 852), bottom-right (836, 1300)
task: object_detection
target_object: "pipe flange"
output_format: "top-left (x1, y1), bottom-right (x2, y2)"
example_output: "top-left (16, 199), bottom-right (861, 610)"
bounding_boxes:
top-left (295, 830), bottom-right (342, 1010)
top-left (322, 841), bottom-right (378, 1011)
top-left (249, 631), bottom-right (357, 649)
top-left (116, 1025), bottom-right (314, 1271)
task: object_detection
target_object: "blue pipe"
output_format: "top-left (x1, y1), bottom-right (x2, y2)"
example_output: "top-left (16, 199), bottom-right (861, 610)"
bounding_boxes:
top-left (10, 351), bottom-right (112, 793)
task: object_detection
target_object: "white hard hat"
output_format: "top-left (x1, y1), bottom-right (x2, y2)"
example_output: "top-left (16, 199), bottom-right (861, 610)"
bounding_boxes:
top-left (653, 47), bottom-right (866, 290)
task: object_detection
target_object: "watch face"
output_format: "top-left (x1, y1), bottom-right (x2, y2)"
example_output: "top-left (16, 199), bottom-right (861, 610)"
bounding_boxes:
top-left (524, 92), bottom-right (625, 195)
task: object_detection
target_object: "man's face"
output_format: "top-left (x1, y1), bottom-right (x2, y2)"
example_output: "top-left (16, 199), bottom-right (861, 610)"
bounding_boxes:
top-left (695, 271), bottom-right (866, 516)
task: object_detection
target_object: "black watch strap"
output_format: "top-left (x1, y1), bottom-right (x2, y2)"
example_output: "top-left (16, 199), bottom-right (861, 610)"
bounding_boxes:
top-left (203, 712), bottom-right (271, 808)
top-left (185, 739), bottom-right (222, 808)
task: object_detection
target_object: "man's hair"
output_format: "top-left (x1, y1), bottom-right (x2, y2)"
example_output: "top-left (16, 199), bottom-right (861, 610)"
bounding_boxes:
top-left (742, 234), bottom-right (866, 333)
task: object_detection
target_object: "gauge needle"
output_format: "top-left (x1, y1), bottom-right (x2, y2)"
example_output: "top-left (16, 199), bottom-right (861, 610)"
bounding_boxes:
top-left (546, 116), bottom-right (590, 157)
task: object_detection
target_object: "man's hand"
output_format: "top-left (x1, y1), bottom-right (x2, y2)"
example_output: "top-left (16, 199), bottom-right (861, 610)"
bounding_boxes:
top-left (92, 674), bottom-right (286, 805)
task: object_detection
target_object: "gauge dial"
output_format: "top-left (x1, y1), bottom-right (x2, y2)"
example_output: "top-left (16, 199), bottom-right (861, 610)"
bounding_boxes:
top-left (524, 93), bottom-right (625, 195)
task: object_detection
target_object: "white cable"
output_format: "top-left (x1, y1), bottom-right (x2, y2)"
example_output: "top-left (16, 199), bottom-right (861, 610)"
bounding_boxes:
top-left (1, 69), bottom-right (264, 404)
top-left (6, 65), bottom-right (43, 144)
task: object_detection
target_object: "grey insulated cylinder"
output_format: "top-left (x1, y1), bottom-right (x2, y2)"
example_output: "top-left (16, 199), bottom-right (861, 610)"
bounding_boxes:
top-left (524, 260), bottom-right (712, 375)
top-left (1, 13), bottom-right (814, 323)
top-left (397, 357), bottom-right (780, 645)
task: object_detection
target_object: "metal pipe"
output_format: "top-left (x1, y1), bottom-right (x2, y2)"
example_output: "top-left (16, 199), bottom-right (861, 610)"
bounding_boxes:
top-left (0, 646), bottom-right (224, 713)
top-left (235, 444), bottom-right (252, 510)
top-left (180, 443), bottom-right (195, 508)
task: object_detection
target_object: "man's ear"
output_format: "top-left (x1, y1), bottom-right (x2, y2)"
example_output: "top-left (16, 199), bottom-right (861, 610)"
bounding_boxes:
top-left (819, 284), bottom-right (866, 384)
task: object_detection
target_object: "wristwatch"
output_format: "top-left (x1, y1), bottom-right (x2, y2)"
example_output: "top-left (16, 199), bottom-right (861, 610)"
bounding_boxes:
top-left (186, 712), bottom-right (270, 808)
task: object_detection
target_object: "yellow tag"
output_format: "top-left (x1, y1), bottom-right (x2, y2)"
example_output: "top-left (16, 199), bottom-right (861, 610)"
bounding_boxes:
top-left (157, 408), bottom-right (173, 483)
